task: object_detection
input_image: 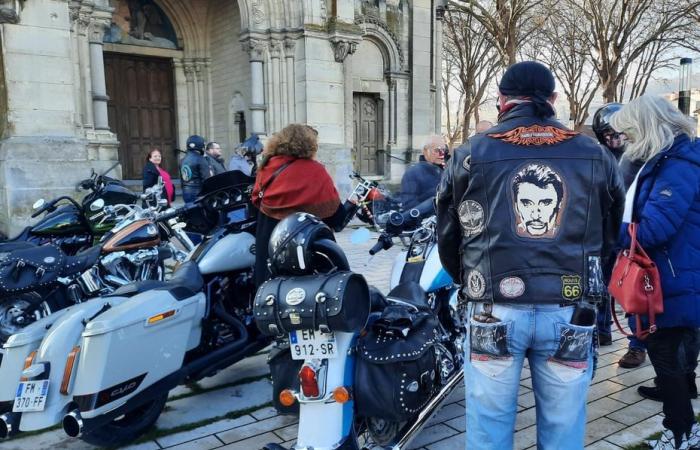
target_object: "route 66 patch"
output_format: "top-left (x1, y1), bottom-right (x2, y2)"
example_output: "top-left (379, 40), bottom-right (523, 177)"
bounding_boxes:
top-left (561, 275), bottom-right (582, 300)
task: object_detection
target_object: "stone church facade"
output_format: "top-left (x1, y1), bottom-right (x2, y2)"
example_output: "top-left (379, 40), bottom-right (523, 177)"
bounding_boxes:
top-left (0, 0), bottom-right (444, 234)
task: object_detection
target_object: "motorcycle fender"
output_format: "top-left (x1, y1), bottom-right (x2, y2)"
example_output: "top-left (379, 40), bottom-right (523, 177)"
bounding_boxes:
top-left (72, 290), bottom-right (205, 419)
top-left (18, 296), bottom-right (130, 432)
top-left (0, 308), bottom-right (69, 406)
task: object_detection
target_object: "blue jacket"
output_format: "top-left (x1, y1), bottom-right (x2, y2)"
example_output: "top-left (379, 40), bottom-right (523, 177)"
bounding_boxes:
top-left (400, 156), bottom-right (443, 209)
top-left (619, 134), bottom-right (700, 328)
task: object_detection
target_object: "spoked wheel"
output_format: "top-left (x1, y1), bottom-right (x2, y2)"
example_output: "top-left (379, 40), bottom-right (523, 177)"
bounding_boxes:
top-left (356, 417), bottom-right (402, 449)
top-left (80, 393), bottom-right (168, 448)
top-left (0, 292), bottom-right (54, 344)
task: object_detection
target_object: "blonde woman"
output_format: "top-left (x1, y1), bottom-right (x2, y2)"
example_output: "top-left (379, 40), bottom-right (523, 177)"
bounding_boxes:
top-left (612, 94), bottom-right (700, 450)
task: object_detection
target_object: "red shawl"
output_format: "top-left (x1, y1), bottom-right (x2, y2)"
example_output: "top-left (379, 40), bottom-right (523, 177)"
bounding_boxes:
top-left (252, 155), bottom-right (341, 220)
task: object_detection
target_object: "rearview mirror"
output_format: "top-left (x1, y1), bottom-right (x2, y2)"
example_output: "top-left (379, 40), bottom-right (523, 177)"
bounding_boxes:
top-left (32, 199), bottom-right (46, 210)
top-left (90, 199), bottom-right (105, 211)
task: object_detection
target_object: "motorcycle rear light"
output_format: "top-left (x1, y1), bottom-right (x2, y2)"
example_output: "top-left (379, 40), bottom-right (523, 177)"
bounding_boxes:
top-left (367, 188), bottom-right (383, 201)
top-left (332, 386), bottom-right (351, 404)
top-left (20, 351), bottom-right (37, 381)
top-left (279, 389), bottom-right (296, 407)
top-left (60, 346), bottom-right (81, 395)
top-left (299, 366), bottom-right (320, 398)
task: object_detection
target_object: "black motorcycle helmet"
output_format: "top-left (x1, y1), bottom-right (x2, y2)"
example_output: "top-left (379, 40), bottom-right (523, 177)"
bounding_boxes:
top-left (268, 212), bottom-right (349, 276)
top-left (592, 103), bottom-right (626, 154)
top-left (186, 135), bottom-right (206, 153)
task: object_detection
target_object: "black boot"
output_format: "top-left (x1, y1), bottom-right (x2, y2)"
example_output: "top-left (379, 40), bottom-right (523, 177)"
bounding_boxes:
top-left (687, 373), bottom-right (698, 399)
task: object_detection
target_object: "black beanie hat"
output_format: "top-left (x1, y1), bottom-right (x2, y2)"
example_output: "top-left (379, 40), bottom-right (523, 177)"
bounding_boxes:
top-left (499, 61), bottom-right (556, 116)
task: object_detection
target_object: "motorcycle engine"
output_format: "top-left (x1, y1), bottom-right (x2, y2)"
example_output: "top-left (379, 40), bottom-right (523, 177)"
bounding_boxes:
top-left (100, 248), bottom-right (162, 286)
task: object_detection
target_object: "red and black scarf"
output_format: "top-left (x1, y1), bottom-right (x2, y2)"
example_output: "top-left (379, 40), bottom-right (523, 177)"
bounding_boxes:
top-left (252, 155), bottom-right (340, 220)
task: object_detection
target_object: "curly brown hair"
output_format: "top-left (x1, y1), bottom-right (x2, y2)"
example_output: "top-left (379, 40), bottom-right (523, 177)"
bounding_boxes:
top-left (261, 124), bottom-right (318, 168)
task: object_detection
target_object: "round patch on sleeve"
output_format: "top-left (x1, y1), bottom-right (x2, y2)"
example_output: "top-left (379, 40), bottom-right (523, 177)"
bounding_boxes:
top-left (499, 277), bottom-right (525, 298)
top-left (458, 200), bottom-right (485, 237)
top-left (467, 270), bottom-right (486, 299)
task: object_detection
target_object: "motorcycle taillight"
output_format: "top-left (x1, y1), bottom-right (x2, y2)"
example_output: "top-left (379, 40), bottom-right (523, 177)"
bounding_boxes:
top-left (367, 188), bottom-right (384, 201)
top-left (299, 365), bottom-right (320, 398)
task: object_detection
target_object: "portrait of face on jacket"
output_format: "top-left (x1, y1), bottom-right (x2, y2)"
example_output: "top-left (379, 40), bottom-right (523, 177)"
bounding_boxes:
top-left (511, 163), bottom-right (566, 238)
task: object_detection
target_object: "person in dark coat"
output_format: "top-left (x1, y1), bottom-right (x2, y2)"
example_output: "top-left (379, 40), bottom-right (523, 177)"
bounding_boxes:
top-left (180, 135), bottom-right (209, 204)
top-left (205, 141), bottom-right (227, 177)
top-left (612, 94), bottom-right (700, 450)
top-left (400, 135), bottom-right (447, 210)
top-left (142, 148), bottom-right (175, 206)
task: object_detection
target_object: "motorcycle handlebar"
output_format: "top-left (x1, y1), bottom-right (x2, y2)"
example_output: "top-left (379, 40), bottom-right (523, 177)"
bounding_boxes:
top-left (156, 204), bottom-right (196, 223)
top-left (369, 233), bottom-right (393, 255)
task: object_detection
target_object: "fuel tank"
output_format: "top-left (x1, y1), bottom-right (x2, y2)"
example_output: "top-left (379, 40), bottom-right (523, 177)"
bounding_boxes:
top-left (102, 220), bottom-right (160, 253)
top-left (30, 205), bottom-right (88, 237)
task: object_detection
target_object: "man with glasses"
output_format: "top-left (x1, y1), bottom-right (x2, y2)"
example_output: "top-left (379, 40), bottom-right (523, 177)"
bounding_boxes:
top-left (204, 141), bottom-right (227, 177)
top-left (400, 135), bottom-right (448, 209)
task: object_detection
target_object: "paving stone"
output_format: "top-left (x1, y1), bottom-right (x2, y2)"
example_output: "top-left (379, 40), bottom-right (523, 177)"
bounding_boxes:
top-left (273, 423), bottom-right (298, 442)
top-left (586, 380), bottom-right (627, 402)
top-left (427, 402), bottom-right (465, 425)
top-left (608, 381), bottom-right (651, 404)
top-left (163, 435), bottom-right (223, 450)
top-left (515, 406), bottom-right (537, 431)
top-left (513, 424), bottom-right (537, 449)
top-left (518, 391), bottom-right (536, 409)
top-left (605, 414), bottom-right (664, 448)
top-left (585, 439), bottom-right (625, 449)
top-left (608, 364), bottom-right (657, 387)
top-left (156, 415), bottom-right (257, 448)
top-left (195, 352), bottom-right (271, 391)
top-left (217, 415), bottom-right (297, 444)
top-left (219, 431), bottom-right (281, 450)
top-left (445, 415), bottom-right (466, 433)
top-left (584, 417), bottom-right (628, 445)
top-left (250, 406), bottom-right (280, 421)
top-left (424, 432), bottom-right (464, 449)
top-left (585, 397), bottom-right (629, 422)
top-left (122, 442), bottom-right (162, 450)
top-left (406, 424), bottom-right (459, 449)
top-left (0, 430), bottom-right (97, 450)
top-left (606, 399), bottom-right (663, 426)
top-left (156, 379), bottom-right (273, 430)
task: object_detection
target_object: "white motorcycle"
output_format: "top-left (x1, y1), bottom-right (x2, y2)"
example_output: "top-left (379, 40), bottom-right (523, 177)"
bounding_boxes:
top-left (255, 210), bottom-right (466, 450)
top-left (0, 171), bottom-right (261, 447)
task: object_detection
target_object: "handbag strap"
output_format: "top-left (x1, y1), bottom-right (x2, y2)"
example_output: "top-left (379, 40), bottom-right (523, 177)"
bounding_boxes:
top-left (610, 296), bottom-right (652, 339)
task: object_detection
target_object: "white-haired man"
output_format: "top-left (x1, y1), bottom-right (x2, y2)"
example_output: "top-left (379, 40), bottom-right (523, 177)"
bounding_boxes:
top-left (400, 135), bottom-right (448, 209)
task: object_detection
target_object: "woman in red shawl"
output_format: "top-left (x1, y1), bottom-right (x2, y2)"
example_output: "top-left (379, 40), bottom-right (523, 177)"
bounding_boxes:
top-left (252, 124), bottom-right (357, 286)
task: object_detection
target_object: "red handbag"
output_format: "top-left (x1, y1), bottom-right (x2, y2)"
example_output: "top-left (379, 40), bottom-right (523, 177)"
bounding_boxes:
top-left (608, 223), bottom-right (664, 339)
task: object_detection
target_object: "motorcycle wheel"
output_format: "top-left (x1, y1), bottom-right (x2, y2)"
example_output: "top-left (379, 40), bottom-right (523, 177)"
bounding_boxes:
top-left (363, 417), bottom-right (401, 448)
top-left (80, 393), bottom-right (168, 448)
top-left (0, 292), bottom-right (54, 344)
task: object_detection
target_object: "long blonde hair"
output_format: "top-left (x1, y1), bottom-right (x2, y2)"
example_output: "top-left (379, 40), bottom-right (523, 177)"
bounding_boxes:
top-left (610, 94), bottom-right (696, 162)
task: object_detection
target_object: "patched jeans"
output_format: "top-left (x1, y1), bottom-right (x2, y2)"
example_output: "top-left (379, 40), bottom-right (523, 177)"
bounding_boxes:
top-left (464, 303), bottom-right (595, 450)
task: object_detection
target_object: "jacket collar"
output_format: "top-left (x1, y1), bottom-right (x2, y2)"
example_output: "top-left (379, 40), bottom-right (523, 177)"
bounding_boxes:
top-left (498, 103), bottom-right (556, 123)
top-left (637, 134), bottom-right (697, 180)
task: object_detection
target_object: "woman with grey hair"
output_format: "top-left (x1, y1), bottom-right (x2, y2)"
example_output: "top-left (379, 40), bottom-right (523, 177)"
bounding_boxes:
top-left (611, 94), bottom-right (700, 450)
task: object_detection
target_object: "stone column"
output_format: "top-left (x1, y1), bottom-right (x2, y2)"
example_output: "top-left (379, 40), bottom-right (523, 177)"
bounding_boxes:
top-left (194, 60), bottom-right (206, 134)
top-left (205, 58), bottom-right (215, 138)
top-left (269, 41), bottom-right (282, 132)
top-left (68, 4), bottom-right (84, 130)
top-left (284, 39), bottom-right (296, 123)
top-left (244, 39), bottom-right (267, 136)
top-left (88, 17), bottom-right (111, 130)
top-left (331, 38), bottom-right (358, 153)
top-left (183, 61), bottom-right (197, 133)
top-left (434, 5), bottom-right (445, 133)
top-left (77, 9), bottom-right (94, 129)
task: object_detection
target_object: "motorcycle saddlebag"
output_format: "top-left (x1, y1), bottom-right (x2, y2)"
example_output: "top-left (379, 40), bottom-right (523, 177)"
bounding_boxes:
top-left (268, 345), bottom-right (303, 415)
top-left (354, 308), bottom-right (439, 422)
top-left (254, 271), bottom-right (370, 336)
top-left (0, 244), bottom-right (65, 296)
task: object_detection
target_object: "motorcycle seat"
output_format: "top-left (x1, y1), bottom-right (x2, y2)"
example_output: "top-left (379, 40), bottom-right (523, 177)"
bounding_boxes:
top-left (62, 245), bottom-right (102, 277)
top-left (107, 261), bottom-right (203, 300)
top-left (386, 282), bottom-right (432, 313)
top-left (369, 285), bottom-right (388, 312)
top-left (0, 240), bottom-right (37, 254)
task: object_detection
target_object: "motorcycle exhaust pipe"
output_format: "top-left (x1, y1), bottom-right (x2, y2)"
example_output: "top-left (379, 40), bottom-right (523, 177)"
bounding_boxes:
top-left (391, 370), bottom-right (464, 450)
top-left (0, 412), bottom-right (19, 439)
top-left (62, 409), bottom-right (83, 438)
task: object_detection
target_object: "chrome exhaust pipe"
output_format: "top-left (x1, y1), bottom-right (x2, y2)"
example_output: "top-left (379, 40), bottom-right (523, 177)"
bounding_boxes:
top-left (391, 370), bottom-right (464, 450)
top-left (0, 412), bottom-right (19, 439)
top-left (62, 409), bottom-right (83, 438)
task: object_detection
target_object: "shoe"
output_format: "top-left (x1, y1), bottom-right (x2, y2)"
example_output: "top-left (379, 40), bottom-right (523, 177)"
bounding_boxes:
top-left (619, 347), bottom-right (646, 368)
top-left (598, 332), bottom-right (613, 346)
top-left (638, 385), bottom-right (662, 402)
top-left (647, 428), bottom-right (690, 449)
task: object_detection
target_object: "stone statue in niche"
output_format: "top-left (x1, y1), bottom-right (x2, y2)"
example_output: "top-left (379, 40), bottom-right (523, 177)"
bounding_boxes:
top-left (0, 0), bottom-right (22, 24)
top-left (104, 0), bottom-right (178, 49)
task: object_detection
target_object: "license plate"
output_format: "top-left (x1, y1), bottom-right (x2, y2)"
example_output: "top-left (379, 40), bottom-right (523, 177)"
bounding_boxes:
top-left (290, 330), bottom-right (337, 360)
top-left (13, 380), bottom-right (49, 412)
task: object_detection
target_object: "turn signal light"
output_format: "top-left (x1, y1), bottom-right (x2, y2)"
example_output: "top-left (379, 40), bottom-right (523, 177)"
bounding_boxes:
top-left (299, 365), bottom-right (320, 398)
top-left (60, 346), bottom-right (81, 395)
top-left (279, 389), bottom-right (296, 407)
top-left (332, 386), bottom-right (351, 404)
top-left (147, 309), bottom-right (176, 324)
top-left (20, 351), bottom-right (37, 381)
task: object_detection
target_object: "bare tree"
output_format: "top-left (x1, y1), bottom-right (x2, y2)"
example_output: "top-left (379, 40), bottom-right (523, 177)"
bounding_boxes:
top-left (442, 9), bottom-right (500, 143)
top-left (567, 0), bottom-right (700, 103)
top-left (442, 56), bottom-right (466, 147)
top-left (449, 0), bottom-right (544, 67)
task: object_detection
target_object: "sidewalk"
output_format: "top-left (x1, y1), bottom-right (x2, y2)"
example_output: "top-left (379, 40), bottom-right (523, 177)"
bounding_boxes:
top-left (3, 227), bottom-right (691, 450)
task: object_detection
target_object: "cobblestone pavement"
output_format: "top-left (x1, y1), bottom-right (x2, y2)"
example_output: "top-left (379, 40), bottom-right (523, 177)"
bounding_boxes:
top-left (3, 227), bottom-right (696, 450)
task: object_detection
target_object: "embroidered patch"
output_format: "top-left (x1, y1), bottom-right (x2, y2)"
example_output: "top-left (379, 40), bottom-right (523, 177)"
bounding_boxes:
top-left (489, 125), bottom-right (579, 146)
top-left (660, 189), bottom-right (672, 197)
top-left (511, 163), bottom-right (567, 239)
top-left (463, 155), bottom-right (471, 170)
top-left (499, 277), bottom-right (525, 298)
top-left (285, 288), bottom-right (306, 306)
top-left (587, 256), bottom-right (604, 297)
top-left (467, 270), bottom-right (486, 299)
top-left (561, 275), bottom-right (582, 300)
top-left (458, 200), bottom-right (484, 236)
top-left (180, 165), bottom-right (193, 182)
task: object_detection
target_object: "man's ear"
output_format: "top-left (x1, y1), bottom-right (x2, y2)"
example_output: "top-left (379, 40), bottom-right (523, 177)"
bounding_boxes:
top-left (549, 92), bottom-right (558, 105)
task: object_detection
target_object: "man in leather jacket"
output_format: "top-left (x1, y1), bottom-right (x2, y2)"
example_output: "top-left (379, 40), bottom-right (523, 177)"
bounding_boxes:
top-left (436, 61), bottom-right (625, 450)
top-left (180, 135), bottom-right (209, 203)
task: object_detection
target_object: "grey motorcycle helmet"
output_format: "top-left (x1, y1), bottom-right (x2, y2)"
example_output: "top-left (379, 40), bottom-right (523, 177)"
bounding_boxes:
top-left (268, 212), bottom-right (349, 276)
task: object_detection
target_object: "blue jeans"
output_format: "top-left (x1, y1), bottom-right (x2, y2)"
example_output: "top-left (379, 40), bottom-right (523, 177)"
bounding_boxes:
top-left (465, 303), bottom-right (595, 450)
top-left (627, 316), bottom-right (647, 350)
top-left (596, 294), bottom-right (612, 336)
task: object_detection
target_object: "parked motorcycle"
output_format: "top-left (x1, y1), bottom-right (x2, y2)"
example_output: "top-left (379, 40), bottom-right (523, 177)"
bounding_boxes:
top-left (0, 163), bottom-right (138, 256)
top-left (255, 213), bottom-right (466, 450)
top-left (0, 184), bottom-right (191, 344)
top-left (350, 172), bottom-right (400, 230)
top-left (0, 170), bottom-right (263, 447)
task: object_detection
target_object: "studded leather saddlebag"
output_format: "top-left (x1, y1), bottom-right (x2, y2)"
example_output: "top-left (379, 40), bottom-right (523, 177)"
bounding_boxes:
top-left (253, 271), bottom-right (370, 336)
top-left (354, 308), bottom-right (439, 422)
top-left (0, 245), bottom-right (65, 296)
